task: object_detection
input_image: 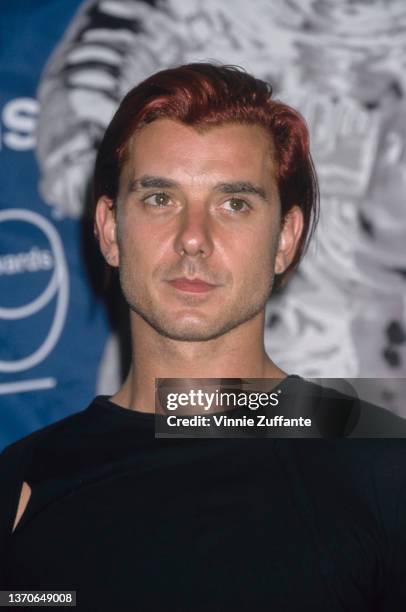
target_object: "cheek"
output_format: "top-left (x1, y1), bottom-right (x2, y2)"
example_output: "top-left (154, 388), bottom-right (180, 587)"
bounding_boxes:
top-left (240, 251), bottom-right (273, 282)
top-left (117, 212), bottom-right (145, 255)
top-left (118, 220), bottom-right (170, 278)
top-left (232, 228), bottom-right (276, 274)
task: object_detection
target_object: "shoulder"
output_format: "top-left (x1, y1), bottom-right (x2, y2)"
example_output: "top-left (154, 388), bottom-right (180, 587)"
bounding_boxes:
top-left (293, 376), bottom-right (406, 438)
top-left (279, 377), bottom-right (406, 513)
top-left (282, 436), bottom-right (406, 551)
top-left (0, 403), bottom-right (94, 475)
top-left (0, 402), bottom-right (96, 518)
top-left (0, 403), bottom-right (95, 586)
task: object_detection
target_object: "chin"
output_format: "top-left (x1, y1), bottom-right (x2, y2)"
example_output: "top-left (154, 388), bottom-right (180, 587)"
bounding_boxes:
top-left (128, 293), bottom-right (266, 342)
top-left (149, 309), bottom-right (262, 342)
top-left (152, 319), bottom-right (225, 342)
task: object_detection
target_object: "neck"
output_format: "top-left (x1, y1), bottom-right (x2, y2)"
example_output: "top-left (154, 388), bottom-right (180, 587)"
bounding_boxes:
top-left (111, 311), bottom-right (287, 413)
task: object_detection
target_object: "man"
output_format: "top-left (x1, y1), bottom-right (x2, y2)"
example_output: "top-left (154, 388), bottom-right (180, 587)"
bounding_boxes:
top-left (1, 63), bottom-right (405, 611)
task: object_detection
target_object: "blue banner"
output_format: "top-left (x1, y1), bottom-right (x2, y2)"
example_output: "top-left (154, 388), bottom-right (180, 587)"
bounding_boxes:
top-left (0, 0), bottom-right (110, 449)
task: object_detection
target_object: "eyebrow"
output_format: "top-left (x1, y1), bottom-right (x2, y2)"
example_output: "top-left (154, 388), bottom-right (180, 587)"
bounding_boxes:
top-left (128, 175), bottom-right (268, 202)
top-left (214, 181), bottom-right (267, 202)
top-left (129, 176), bottom-right (177, 191)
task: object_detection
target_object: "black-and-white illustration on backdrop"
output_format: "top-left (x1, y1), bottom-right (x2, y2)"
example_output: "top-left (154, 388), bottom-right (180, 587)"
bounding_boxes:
top-left (1, 0), bottom-right (405, 448)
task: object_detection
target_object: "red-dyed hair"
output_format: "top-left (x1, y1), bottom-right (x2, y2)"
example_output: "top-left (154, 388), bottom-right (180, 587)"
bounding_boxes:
top-left (93, 62), bottom-right (319, 289)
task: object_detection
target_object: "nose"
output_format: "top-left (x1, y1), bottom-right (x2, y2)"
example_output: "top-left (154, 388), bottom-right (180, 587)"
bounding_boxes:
top-left (174, 203), bottom-right (214, 258)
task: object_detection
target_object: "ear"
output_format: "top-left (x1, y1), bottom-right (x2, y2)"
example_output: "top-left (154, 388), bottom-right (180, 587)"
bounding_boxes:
top-left (274, 205), bottom-right (304, 275)
top-left (94, 196), bottom-right (119, 267)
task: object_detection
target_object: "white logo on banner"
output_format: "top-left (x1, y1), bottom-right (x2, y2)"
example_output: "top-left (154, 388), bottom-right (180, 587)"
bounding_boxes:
top-left (0, 209), bottom-right (69, 394)
top-left (1, 98), bottom-right (39, 151)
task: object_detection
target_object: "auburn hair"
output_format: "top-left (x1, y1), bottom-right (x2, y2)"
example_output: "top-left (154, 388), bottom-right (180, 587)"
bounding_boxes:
top-left (93, 62), bottom-right (319, 290)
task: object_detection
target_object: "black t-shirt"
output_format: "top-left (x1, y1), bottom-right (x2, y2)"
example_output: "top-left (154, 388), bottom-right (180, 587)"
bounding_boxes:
top-left (1, 377), bottom-right (406, 611)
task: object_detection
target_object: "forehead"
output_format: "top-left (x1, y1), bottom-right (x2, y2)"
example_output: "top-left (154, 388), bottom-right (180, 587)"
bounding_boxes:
top-left (122, 119), bottom-right (277, 186)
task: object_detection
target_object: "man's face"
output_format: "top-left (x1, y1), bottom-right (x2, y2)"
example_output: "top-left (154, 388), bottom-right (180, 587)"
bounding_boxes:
top-left (96, 119), bottom-right (302, 342)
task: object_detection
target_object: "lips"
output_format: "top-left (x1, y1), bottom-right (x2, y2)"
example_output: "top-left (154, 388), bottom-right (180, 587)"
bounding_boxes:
top-left (168, 278), bottom-right (218, 293)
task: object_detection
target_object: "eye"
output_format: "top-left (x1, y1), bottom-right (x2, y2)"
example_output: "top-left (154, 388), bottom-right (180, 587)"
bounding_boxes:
top-left (221, 197), bottom-right (251, 213)
top-left (142, 192), bottom-right (172, 207)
